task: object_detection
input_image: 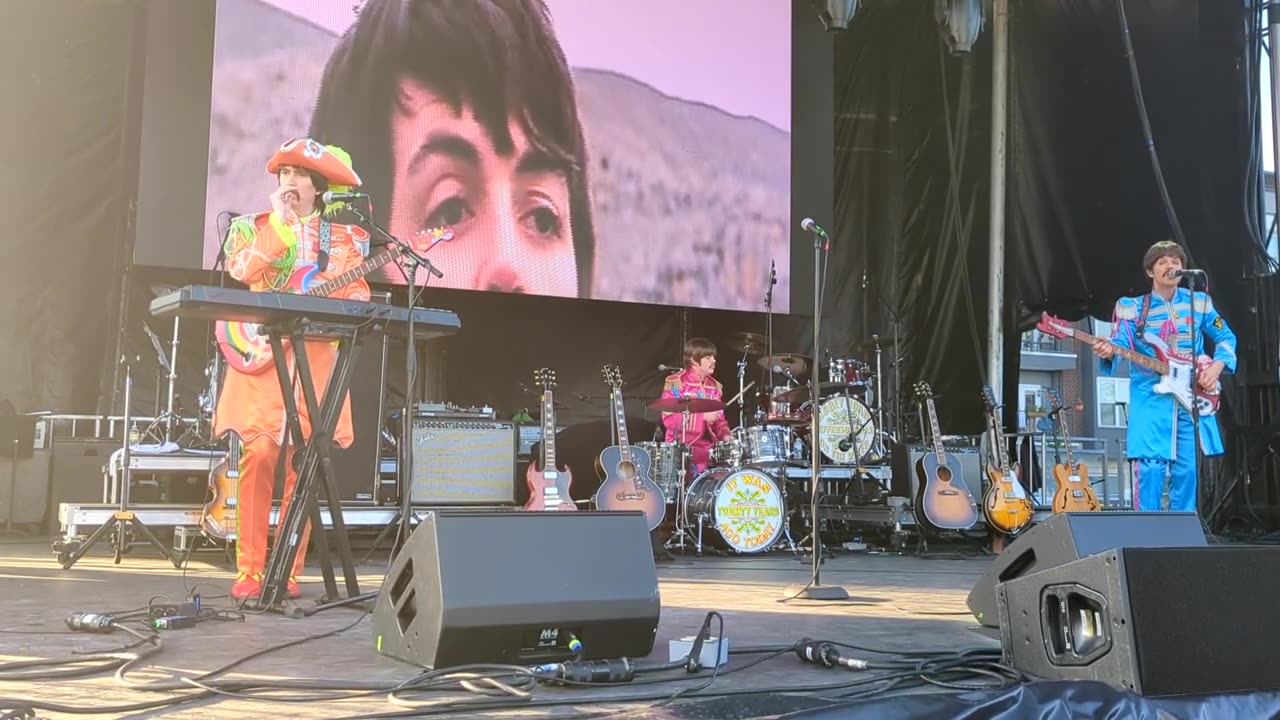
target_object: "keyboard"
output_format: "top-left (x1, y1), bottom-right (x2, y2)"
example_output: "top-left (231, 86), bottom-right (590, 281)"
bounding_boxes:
top-left (150, 285), bottom-right (461, 339)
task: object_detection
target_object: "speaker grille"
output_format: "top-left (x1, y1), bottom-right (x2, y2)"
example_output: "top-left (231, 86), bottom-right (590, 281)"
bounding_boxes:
top-left (1123, 547), bottom-right (1280, 697)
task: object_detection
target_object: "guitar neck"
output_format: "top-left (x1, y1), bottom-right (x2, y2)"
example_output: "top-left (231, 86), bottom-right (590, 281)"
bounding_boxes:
top-left (612, 387), bottom-right (631, 462)
top-left (307, 245), bottom-right (401, 298)
top-left (543, 390), bottom-right (557, 470)
top-left (987, 410), bottom-right (1010, 474)
top-left (1065, 327), bottom-right (1169, 375)
top-left (1057, 412), bottom-right (1075, 468)
top-left (926, 398), bottom-right (945, 462)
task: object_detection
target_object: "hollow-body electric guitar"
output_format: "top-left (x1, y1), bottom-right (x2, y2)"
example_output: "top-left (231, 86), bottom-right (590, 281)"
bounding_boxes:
top-left (1046, 389), bottom-right (1102, 513)
top-left (980, 386), bottom-right (1034, 535)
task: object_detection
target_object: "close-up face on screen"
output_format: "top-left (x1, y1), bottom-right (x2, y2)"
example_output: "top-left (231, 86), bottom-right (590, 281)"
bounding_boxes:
top-left (203, 0), bottom-right (792, 312)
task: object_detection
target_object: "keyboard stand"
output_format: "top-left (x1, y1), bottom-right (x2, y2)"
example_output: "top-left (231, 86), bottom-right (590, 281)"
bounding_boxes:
top-left (253, 318), bottom-right (368, 616)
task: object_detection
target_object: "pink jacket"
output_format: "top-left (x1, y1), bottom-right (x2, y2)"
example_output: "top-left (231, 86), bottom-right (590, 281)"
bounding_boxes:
top-left (660, 368), bottom-right (732, 474)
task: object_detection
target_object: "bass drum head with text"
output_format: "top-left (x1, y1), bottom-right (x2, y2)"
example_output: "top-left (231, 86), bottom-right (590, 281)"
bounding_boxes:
top-left (685, 467), bottom-right (786, 553)
top-left (809, 395), bottom-right (876, 465)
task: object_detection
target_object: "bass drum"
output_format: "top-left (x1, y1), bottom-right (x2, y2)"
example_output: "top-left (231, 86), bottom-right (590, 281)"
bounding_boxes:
top-left (799, 395), bottom-right (877, 465)
top-left (685, 466), bottom-right (786, 553)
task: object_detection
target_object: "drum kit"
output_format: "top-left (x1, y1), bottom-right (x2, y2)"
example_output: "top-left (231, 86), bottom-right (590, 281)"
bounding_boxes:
top-left (642, 333), bottom-right (895, 556)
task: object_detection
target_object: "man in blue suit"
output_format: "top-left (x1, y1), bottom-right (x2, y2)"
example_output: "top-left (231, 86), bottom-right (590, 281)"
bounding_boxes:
top-left (1091, 241), bottom-right (1237, 512)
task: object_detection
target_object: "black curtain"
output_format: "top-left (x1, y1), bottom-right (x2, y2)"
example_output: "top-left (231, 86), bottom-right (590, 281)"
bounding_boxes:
top-left (0, 0), bottom-right (144, 414)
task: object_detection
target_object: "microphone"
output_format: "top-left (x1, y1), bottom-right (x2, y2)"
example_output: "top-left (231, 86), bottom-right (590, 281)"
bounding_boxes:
top-left (773, 364), bottom-right (796, 384)
top-left (795, 639), bottom-right (870, 671)
top-left (321, 190), bottom-right (369, 204)
top-left (658, 363), bottom-right (682, 373)
top-left (800, 218), bottom-right (828, 237)
top-left (1165, 268), bottom-right (1206, 280)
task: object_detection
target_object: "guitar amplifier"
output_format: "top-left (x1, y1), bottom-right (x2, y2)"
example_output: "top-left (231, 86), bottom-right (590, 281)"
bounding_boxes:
top-left (409, 418), bottom-right (518, 505)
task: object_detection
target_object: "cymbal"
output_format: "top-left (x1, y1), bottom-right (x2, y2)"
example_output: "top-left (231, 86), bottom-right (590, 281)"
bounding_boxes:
top-left (757, 353), bottom-right (811, 374)
top-left (648, 396), bottom-right (725, 414)
top-left (724, 331), bottom-right (768, 354)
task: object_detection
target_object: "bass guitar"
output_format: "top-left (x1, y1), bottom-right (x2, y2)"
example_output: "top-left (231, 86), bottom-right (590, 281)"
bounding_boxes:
top-left (524, 368), bottom-right (577, 512)
top-left (912, 382), bottom-right (979, 531)
top-left (980, 386), bottom-right (1034, 535)
top-left (1046, 389), bottom-right (1102, 513)
top-left (216, 226), bottom-right (452, 375)
top-left (201, 432), bottom-right (242, 541)
top-left (593, 365), bottom-right (665, 529)
top-left (1036, 312), bottom-right (1219, 416)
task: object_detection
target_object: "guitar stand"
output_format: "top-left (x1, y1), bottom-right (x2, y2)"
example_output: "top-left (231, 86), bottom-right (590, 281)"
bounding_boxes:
top-left (248, 319), bottom-right (366, 616)
top-left (59, 357), bottom-right (183, 570)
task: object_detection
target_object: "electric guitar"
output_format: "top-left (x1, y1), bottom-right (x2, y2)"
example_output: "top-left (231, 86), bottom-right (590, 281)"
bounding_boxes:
top-left (912, 382), bottom-right (979, 531)
top-left (980, 386), bottom-right (1034, 535)
top-left (1036, 312), bottom-right (1220, 416)
top-left (1046, 389), bottom-right (1102, 513)
top-left (216, 226), bottom-right (453, 375)
top-left (593, 365), bottom-right (665, 529)
top-left (201, 432), bottom-right (242, 541)
top-left (524, 368), bottom-right (577, 512)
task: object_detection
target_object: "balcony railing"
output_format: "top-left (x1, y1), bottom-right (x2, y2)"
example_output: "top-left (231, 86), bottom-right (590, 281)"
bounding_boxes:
top-left (1021, 336), bottom-right (1073, 354)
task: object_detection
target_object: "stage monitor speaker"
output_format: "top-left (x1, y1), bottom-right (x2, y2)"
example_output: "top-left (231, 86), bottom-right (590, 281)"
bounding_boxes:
top-left (967, 512), bottom-right (1205, 627)
top-left (408, 418), bottom-right (518, 505)
top-left (371, 510), bottom-right (660, 669)
top-left (998, 545), bottom-right (1280, 697)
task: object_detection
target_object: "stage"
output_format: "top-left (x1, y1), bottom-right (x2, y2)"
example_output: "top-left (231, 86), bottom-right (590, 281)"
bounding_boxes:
top-left (0, 536), bottom-right (997, 718)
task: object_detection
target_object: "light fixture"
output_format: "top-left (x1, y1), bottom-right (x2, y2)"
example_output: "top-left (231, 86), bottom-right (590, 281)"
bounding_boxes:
top-left (935, 0), bottom-right (985, 54)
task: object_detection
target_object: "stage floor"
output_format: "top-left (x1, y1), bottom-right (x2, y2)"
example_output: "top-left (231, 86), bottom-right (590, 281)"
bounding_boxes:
top-left (0, 537), bottom-right (1001, 719)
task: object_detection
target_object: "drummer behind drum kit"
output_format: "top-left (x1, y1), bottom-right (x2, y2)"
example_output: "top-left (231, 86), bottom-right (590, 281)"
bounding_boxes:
top-left (634, 332), bottom-right (896, 557)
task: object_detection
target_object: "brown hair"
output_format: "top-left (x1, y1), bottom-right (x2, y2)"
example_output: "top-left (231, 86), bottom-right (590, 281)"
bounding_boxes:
top-left (1142, 240), bottom-right (1186, 272)
top-left (684, 337), bottom-right (717, 367)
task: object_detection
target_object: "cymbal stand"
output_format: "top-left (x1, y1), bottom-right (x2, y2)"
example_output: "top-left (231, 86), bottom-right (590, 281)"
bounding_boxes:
top-left (736, 347), bottom-right (748, 429)
top-left (762, 260), bottom-right (776, 423)
top-left (140, 319), bottom-right (182, 444)
top-left (665, 407), bottom-right (699, 553)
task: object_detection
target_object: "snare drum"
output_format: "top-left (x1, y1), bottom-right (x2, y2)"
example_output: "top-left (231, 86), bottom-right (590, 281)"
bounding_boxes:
top-left (634, 442), bottom-right (689, 500)
top-left (685, 466), bottom-right (787, 553)
top-left (736, 425), bottom-right (794, 464)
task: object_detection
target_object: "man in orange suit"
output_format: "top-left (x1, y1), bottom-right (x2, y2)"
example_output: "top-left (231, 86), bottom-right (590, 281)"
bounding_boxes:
top-left (215, 138), bottom-right (371, 600)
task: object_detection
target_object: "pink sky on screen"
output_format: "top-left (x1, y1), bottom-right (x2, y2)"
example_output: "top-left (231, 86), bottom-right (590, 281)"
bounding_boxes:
top-left (258, 0), bottom-right (791, 132)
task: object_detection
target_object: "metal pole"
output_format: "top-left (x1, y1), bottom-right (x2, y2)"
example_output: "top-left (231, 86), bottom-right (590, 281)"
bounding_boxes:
top-left (1268, 3), bottom-right (1280, 228)
top-left (986, 0), bottom-right (1009, 394)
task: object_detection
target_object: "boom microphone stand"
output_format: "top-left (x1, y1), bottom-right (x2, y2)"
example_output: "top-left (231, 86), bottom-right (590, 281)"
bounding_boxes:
top-left (786, 219), bottom-right (848, 601)
top-left (345, 203), bottom-right (443, 558)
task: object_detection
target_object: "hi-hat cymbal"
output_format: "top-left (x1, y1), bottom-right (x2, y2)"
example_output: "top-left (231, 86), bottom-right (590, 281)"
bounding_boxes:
top-left (758, 353), bottom-right (811, 375)
top-left (724, 331), bottom-right (768, 354)
top-left (648, 396), bottom-right (726, 414)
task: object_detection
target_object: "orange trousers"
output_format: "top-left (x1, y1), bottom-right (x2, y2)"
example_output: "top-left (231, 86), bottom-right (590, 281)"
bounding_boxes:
top-left (236, 435), bottom-right (312, 579)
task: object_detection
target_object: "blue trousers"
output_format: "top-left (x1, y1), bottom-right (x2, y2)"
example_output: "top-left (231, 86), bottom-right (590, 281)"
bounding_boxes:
top-left (1131, 409), bottom-right (1198, 513)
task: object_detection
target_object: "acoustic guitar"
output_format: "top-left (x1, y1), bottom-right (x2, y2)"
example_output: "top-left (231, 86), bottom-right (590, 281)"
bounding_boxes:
top-left (216, 226), bottom-right (452, 375)
top-left (1046, 389), bottom-right (1102, 513)
top-left (912, 382), bottom-right (978, 531)
top-left (980, 386), bottom-right (1034, 535)
top-left (594, 365), bottom-right (665, 529)
top-left (200, 432), bottom-right (242, 541)
top-left (524, 368), bottom-right (577, 511)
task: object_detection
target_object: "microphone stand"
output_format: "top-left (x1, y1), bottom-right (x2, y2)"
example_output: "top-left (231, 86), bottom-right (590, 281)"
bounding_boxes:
top-left (786, 224), bottom-right (848, 601)
top-left (345, 203), bottom-right (443, 557)
top-left (762, 261), bottom-right (776, 426)
top-left (1185, 274), bottom-right (1205, 520)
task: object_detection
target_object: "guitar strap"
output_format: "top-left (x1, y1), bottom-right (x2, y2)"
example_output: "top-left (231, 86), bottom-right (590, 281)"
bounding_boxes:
top-left (317, 218), bottom-right (332, 271)
top-left (1137, 292), bottom-right (1152, 331)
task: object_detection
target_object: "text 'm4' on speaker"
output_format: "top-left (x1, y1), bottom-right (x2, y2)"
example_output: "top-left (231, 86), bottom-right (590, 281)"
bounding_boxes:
top-left (997, 545), bottom-right (1280, 697)
top-left (372, 510), bottom-right (660, 669)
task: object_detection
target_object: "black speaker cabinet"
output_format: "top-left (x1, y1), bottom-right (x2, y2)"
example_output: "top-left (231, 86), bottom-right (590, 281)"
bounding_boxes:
top-left (372, 510), bottom-right (660, 669)
top-left (967, 512), bottom-right (1205, 627)
top-left (998, 546), bottom-right (1280, 697)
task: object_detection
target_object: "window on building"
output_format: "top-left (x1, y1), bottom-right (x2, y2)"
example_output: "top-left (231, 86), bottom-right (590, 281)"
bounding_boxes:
top-left (1097, 377), bottom-right (1130, 428)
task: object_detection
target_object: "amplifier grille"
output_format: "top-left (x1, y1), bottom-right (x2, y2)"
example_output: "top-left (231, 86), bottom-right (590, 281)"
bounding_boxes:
top-left (410, 419), bottom-right (518, 505)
